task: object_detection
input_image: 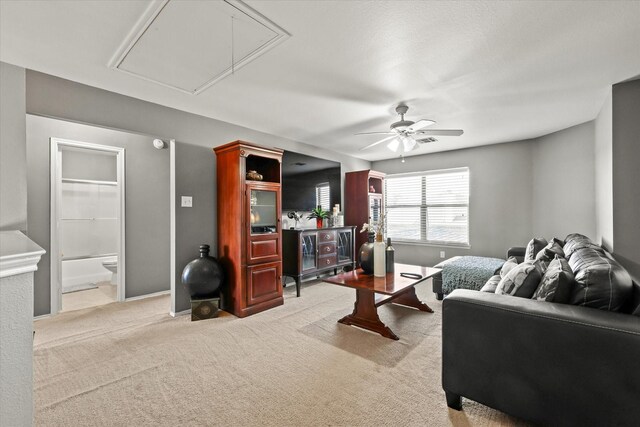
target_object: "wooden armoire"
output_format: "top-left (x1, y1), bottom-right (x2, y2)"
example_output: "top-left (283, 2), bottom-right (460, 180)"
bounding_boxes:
top-left (213, 141), bottom-right (283, 318)
top-left (344, 170), bottom-right (386, 255)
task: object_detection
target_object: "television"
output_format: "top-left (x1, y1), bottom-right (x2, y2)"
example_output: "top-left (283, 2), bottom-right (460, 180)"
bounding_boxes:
top-left (281, 151), bottom-right (341, 212)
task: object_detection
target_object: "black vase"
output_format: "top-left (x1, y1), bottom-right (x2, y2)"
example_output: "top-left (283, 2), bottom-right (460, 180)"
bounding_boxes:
top-left (358, 232), bottom-right (376, 274)
top-left (181, 245), bottom-right (224, 299)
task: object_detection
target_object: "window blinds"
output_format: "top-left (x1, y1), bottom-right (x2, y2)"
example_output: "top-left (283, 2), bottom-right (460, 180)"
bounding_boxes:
top-left (385, 168), bottom-right (469, 245)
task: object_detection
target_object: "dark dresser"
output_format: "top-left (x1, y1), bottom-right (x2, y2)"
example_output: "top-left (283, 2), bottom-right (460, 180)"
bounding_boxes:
top-left (282, 226), bottom-right (356, 296)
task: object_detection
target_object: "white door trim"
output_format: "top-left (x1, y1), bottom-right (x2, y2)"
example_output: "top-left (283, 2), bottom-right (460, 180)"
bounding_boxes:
top-left (169, 138), bottom-right (177, 316)
top-left (50, 137), bottom-right (126, 314)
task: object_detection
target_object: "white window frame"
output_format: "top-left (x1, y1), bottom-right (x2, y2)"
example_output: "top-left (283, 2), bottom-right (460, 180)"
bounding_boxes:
top-left (385, 167), bottom-right (470, 248)
top-left (315, 182), bottom-right (331, 211)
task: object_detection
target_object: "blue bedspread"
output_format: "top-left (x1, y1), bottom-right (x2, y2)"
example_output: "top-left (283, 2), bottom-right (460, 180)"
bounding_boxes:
top-left (439, 256), bottom-right (505, 294)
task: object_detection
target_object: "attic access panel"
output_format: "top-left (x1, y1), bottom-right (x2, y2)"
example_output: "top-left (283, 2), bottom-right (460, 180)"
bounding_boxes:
top-left (111, 0), bottom-right (289, 94)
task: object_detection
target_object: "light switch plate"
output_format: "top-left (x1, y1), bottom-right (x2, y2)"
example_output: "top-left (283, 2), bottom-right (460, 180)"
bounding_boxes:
top-left (440, 251), bottom-right (446, 259)
top-left (181, 196), bottom-right (193, 207)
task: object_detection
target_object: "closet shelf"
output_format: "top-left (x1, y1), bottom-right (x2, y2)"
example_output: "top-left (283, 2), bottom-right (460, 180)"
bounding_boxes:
top-left (61, 178), bottom-right (117, 186)
top-left (62, 253), bottom-right (117, 261)
top-left (61, 218), bottom-right (117, 221)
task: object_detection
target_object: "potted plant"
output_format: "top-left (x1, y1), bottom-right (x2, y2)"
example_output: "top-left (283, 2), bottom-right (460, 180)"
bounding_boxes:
top-left (308, 206), bottom-right (329, 229)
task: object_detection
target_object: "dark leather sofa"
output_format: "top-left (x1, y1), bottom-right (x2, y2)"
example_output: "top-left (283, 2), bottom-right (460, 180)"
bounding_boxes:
top-left (442, 239), bottom-right (640, 426)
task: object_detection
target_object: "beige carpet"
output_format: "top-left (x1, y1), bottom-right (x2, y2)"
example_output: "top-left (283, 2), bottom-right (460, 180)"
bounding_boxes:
top-left (61, 282), bottom-right (116, 312)
top-left (34, 280), bottom-right (527, 426)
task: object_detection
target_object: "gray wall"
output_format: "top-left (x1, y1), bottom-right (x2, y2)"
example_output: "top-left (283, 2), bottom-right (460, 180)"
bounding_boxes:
top-left (0, 62), bottom-right (27, 231)
top-left (27, 115), bottom-right (170, 316)
top-left (531, 121), bottom-right (596, 240)
top-left (373, 122), bottom-right (600, 267)
top-left (612, 78), bottom-right (640, 283)
top-left (25, 70), bottom-right (370, 314)
top-left (594, 90), bottom-right (613, 250)
top-left (372, 141), bottom-right (534, 267)
top-left (62, 149), bottom-right (117, 182)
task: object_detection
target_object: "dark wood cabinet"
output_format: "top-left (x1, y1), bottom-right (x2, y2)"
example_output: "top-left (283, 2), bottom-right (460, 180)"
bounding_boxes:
top-left (214, 141), bottom-right (283, 318)
top-left (282, 226), bottom-right (356, 297)
top-left (345, 170), bottom-right (385, 256)
top-left (246, 261), bottom-right (282, 306)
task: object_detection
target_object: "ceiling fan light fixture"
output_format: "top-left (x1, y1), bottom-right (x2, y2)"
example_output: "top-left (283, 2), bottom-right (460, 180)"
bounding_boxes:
top-left (401, 136), bottom-right (417, 152)
top-left (356, 104), bottom-right (463, 152)
top-left (387, 138), bottom-right (401, 152)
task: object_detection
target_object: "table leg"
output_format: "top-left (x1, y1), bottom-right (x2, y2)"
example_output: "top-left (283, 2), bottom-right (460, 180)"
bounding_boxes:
top-left (392, 287), bottom-right (434, 313)
top-left (338, 289), bottom-right (399, 340)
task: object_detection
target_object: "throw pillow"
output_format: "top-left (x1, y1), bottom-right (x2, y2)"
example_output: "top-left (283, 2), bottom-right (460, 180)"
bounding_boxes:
top-left (524, 237), bottom-right (548, 262)
top-left (481, 275), bottom-right (501, 293)
top-left (496, 262), bottom-right (543, 298)
top-left (532, 255), bottom-right (575, 303)
top-left (500, 256), bottom-right (520, 278)
top-left (535, 241), bottom-right (566, 263)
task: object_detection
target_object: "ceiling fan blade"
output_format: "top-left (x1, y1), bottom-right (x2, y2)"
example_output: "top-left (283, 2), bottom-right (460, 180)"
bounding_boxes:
top-left (414, 129), bottom-right (464, 136)
top-left (360, 135), bottom-right (398, 151)
top-left (406, 119), bottom-right (435, 133)
top-left (354, 131), bottom-right (396, 135)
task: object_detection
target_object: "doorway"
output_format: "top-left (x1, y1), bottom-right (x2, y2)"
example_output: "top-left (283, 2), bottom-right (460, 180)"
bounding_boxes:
top-left (50, 138), bottom-right (126, 314)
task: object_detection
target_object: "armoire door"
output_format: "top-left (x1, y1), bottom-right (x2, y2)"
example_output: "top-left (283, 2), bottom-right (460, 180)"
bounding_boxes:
top-left (246, 183), bottom-right (281, 265)
top-left (246, 261), bottom-right (282, 306)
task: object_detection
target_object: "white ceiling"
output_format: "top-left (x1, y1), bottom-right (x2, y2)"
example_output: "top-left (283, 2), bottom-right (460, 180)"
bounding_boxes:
top-left (2, 0), bottom-right (639, 161)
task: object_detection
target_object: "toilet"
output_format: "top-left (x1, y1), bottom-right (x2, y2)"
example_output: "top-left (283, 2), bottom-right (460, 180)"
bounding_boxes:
top-left (102, 260), bottom-right (118, 285)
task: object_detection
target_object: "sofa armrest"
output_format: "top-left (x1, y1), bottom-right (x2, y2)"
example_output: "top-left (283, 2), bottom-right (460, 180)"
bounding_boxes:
top-left (443, 290), bottom-right (640, 426)
top-left (506, 246), bottom-right (525, 262)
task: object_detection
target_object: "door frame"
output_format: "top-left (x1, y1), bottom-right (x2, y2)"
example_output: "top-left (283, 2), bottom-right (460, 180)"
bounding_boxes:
top-left (50, 138), bottom-right (126, 314)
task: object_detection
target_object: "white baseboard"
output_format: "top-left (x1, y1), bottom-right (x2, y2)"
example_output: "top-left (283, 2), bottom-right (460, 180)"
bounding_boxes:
top-left (125, 290), bottom-right (170, 302)
top-left (170, 308), bottom-right (191, 317)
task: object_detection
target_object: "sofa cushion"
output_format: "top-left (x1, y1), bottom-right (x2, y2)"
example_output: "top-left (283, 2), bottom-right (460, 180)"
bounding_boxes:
top-left (568, 247), bottom-right (633, 312)
top-left (481, 275), bottom-right (501, 293)
top-left (532, 255), bottom-right (574, 303)
top-left (496, 262), bottom-right (543, 298)
top-left (563, 233), bottom-right (603, 259)
top-left (500, 256), bottom-right (519, 278)
top-left (524, 237), bottom-right (548, 262)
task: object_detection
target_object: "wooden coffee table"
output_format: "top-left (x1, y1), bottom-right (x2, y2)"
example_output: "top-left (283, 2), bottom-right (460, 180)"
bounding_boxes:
top-left (323, 263), bottom-right (441, 340)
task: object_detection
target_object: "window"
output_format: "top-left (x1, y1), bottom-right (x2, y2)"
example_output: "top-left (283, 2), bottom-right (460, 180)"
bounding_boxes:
top-left (385, 168), bottom-right (469, 245)
top-left (315, 183), bottom-right (330, 211)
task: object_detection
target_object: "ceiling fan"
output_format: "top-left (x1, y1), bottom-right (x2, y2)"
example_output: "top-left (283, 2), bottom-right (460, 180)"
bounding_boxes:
top-left (356, 105), bottom-right (463, 152)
